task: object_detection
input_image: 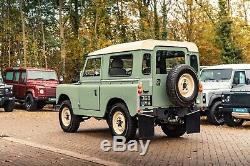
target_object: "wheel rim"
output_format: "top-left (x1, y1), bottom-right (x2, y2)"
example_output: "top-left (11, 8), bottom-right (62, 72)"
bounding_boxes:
top-left (178, 73), bottom-right (195, 98)
top-left (61, 107), bottom-right (71, 127)
top-left (26, 97), bottom-right (31, 109)
top-left (112, 111), bottom-right (126, 135)
top-left (214, 105), bottom-right (224, 123)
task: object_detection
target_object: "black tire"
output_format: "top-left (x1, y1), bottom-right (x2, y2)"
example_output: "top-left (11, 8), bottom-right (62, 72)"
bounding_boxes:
top-left (25, 93), bottom-right (37, 111)
top-left (207, 101), bottom-right (224, 125)
top-left (166, 64), bottom-right (198, 107)
top-left (3, 100), bottom-right (15, 112)
top-left (224, 113), bottom-right (244, 127)
top-left (59, 100), bottom-right (81, 133)
top-left (108, 103), bottom-right (137, 141)
top-left (161, 124), bottom-right (186, 138)
top-left (37, 101), bottom-right (46, 110)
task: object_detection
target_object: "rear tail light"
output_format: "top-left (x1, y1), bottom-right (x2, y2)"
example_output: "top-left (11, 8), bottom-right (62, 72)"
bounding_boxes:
top-left (137, 82), bottom-right (143, 95)
top-left (198, 82), bottom-right (203, 93)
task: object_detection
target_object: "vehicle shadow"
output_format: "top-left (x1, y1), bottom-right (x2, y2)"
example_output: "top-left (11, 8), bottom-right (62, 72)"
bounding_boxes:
top-left (77, 128), bottom-right (111, 138)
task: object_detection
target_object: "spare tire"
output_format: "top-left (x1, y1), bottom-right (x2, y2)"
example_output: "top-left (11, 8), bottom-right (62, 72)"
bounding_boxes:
top-left (166, 64), bottom-right (198, 107)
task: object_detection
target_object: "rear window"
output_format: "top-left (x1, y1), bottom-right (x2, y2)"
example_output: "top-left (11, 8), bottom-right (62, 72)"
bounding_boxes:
top-left (14, 72), bottom-right (20, 82)
top-left (156, 50), bottom-right (185, 74)
top-left (5, 71), bottom-right (14, 81)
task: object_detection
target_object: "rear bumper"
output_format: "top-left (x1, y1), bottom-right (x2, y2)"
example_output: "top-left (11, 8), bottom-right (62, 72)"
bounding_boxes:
top-left (138, 107), bottom-right (200, 139)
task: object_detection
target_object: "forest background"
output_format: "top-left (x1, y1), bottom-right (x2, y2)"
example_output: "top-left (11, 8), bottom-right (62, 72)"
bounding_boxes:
top-left (0, 0), bottom-right (250, 82)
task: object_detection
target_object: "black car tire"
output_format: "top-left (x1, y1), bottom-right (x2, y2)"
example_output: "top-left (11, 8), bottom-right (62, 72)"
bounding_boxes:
top-left (108, 103), bottom-right (137, 141)
top-left (59, 100), bottom-right (81, 133)
top-left (25, 93), bottom-right (37, 111)
top-left (224, 113), bottom-right (245, 127)
top-left (37, 101), bottom-right (46, 110)
top-left (3, 100), bottom-right (15, 112)
top-left (166, 64), bottom-right (199, 107)
top-left (161, 124), bottom-right (186, 138)
top-left (207, 101), bottom-right (224, 125)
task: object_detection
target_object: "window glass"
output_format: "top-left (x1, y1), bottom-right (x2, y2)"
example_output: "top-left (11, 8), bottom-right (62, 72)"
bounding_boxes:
top-left (5, 71), bottom-right (13, 81)
top-left (201, 69), bottom-right (232, 82)
top-left (233, 71), bottom-right (246, 85)
top-left (27, 71), bottom-right (58, 80)
top-left (156, 50), bottom-right (185, 74)
top-left (190, 55), bottom-right (198, 72)
top-left (83, 58), bottom-right (101, 77)
top-left (109, 54), bottom-right (133, 77)
top-left (14, 72), bottom-right (20, 82)
top-left (142, 53), bottom-right (151, 75)
top-left (20, 72), bottom-right (27, 83)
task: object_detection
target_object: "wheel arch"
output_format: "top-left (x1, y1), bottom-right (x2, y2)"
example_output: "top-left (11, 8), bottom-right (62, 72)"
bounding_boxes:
top-left (208, 95), bottom-right (222, 108)
top-left (57, 94), bottom-right (71, 105)
top-left (105, 97), bottom-right (128, 118)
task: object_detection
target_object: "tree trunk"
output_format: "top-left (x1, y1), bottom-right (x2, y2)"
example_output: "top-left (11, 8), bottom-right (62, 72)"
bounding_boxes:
top-left (59, 0), bottom-right (66, 75)
top-left (20, 0), bottom-right (27, 67)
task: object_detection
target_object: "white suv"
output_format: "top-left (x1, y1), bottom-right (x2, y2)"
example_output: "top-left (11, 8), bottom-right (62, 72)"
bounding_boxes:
top-left (200, 64), bottom-right (250, 125)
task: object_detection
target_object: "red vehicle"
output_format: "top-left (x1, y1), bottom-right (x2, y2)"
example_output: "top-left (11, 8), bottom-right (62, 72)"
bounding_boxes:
top-left (3, 67), bottom-right (59, 111)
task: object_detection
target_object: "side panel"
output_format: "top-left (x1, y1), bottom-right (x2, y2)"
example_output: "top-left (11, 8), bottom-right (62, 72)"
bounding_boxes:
top-left (100, 80), bottom-right (138, 116)
top-left (56, 84), bottom-right (80, 113)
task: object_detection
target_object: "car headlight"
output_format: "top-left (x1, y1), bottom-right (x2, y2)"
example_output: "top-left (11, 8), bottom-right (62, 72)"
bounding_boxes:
top-left (5, 88), bottom-right (12, 94)
top-left (39, 89), bottom-right (45, 94)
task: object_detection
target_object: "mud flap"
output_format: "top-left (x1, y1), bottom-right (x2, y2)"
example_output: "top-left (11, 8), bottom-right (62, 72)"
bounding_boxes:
top-left (185, 111), bottom-right (200, 134)
top-left (138, 115), bottom-right (154, 140)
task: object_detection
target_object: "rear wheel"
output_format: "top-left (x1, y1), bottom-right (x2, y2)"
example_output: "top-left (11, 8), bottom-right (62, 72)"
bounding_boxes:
top-left (3, 100), bottom-right (15, 112)
top-left (224, 113), bottom-right (244, 127)
top-left (161, 124), bottom-right (186, 138)
top-left (59, 100), bottom-right (81, 132)
top-left (25, 94), bottom-right (37, 111)
top-left (207, 101), bottom-right (224, 125)
top-left (108, 103), bottom-right (137, 141)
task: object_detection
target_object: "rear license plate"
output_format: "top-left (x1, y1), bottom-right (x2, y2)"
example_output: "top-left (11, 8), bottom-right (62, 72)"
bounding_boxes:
top-left (233, 108), bottom-right (248, 113)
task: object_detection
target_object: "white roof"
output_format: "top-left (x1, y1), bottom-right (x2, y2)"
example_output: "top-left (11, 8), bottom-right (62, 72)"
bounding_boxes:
top-left (88, 39), bottom-right (199, 56)
top-left (204, 64), bottom-right (250, 70)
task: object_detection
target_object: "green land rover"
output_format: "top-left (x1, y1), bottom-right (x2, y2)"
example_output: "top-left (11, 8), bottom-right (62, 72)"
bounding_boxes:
top-left (56, 39), bottom-right (201, 140)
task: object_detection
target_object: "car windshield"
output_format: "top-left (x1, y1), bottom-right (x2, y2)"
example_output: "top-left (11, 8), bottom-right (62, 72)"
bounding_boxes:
top-left (201, 69), bottom-right (232, 82)
top-left (28, 71), bottom-right (58, 81)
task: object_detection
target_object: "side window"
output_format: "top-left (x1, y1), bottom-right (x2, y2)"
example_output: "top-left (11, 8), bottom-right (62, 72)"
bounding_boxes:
top-left (246, 70), bottom-right (250, 84)
top-left (109, 54), bottom-right (133, 77)
top-left (5, 71), bottom-right (14, 81)
top-left (233, 71), bottom-right (246, 85)
top-left (142, 53), bottom-right (151, 75)
top-left (20, 72), bottom-right (27, 83)
top-left (14, 72), bottom-right (20, 82)
top-left (190, 55), bottom-right (198, 72)
top-left (83, 58), bottom-right (101, 77)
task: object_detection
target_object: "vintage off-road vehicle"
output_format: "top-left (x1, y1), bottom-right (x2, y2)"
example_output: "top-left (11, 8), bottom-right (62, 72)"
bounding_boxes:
top-left (200, 64), bottom-right (250, 125)
top-left (56, 39), bottom-right (201, 140)
top-left (3, 67), bottom-right (59, 111)
top-left (221, 85), bottom-right (250, 127)
top-left (0, 74), bottom-right (15, 112)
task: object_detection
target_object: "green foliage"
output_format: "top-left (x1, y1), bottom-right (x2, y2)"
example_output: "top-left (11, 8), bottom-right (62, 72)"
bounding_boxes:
top-left (0, 0), bottom-right (250, 82)
top-left (216, 0), bottom-right (242, 64)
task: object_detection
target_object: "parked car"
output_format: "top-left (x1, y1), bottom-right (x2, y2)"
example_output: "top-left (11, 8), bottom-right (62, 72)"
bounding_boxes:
top-left (200, 64), bottom-right (250, 125)
top-left (0, 74), bottom-right (15, 112)
top-left (221, 85), bottom-right (250, 127)
top-left (56, 39), bottom-right (201, 140)
top-left (3, 67), bottom-right (59, 111)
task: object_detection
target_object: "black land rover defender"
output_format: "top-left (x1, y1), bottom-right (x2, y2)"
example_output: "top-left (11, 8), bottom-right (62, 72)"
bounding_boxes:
top-left (0, 75), bottom-right (15, 112)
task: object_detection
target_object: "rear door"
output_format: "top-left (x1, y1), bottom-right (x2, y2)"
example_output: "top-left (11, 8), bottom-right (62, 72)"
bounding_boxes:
top-left (18, 71), bottom-right (27, 99)
top-left (152, 47), bottom-right (188, 107)
top-left (13, 71), bottom-right (21, 98)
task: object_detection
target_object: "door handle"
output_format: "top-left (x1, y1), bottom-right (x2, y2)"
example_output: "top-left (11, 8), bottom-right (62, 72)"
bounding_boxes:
top-left (94, 90), bottom-right (97, 96)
